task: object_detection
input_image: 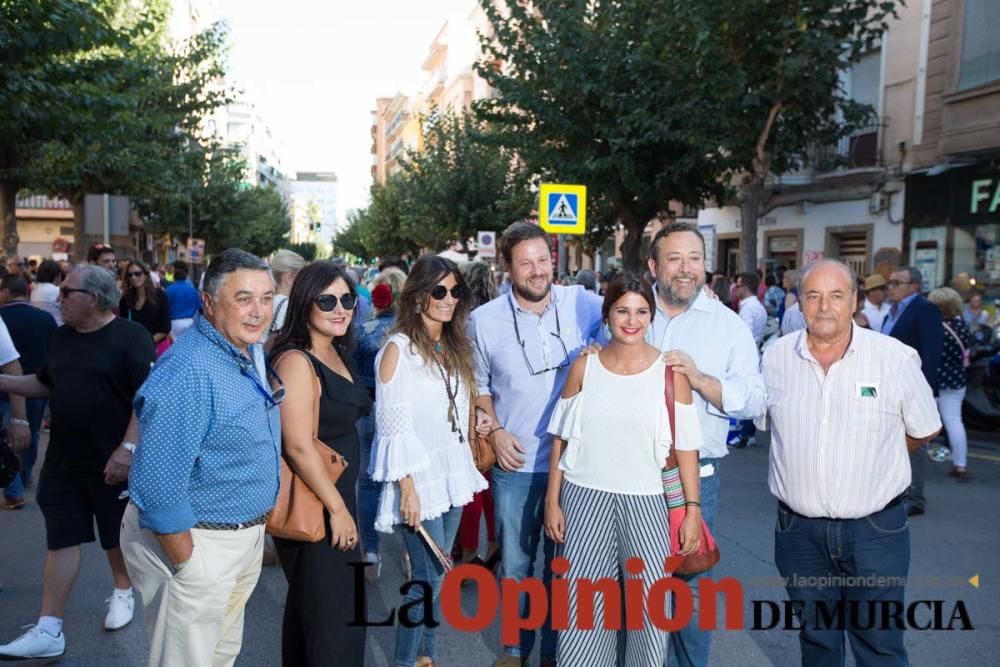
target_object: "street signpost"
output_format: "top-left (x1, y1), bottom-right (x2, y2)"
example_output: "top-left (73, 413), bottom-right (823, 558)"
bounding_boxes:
top-left (539, 183), bottom-right (587, 235)
top-left (476, 230), bottom-right (496, 259)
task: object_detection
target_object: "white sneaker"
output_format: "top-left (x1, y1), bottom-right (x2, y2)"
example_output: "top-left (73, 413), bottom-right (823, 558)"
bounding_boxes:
top-left (0, 625), bottom-right (66, 659)
top-left (104, 590), bottom-right (135, 630)
top-left (364, 551), bottom-right (382, 584)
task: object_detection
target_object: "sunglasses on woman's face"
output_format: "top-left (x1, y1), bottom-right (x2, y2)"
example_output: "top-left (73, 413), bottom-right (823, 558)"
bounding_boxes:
top-left (314, 293), bottom-right (357, 312)
top-left (128, 271), bottom-right (144, 278)
top-left (429, 285), bottom-right (467, 301)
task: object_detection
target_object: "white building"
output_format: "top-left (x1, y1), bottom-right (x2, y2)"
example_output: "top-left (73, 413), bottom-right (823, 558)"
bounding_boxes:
top-left (290, 172), bottom-right (338, 249)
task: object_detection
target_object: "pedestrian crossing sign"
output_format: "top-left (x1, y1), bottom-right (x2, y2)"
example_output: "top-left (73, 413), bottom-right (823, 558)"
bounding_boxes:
top-left (539, 183), bottom-right (586, 234)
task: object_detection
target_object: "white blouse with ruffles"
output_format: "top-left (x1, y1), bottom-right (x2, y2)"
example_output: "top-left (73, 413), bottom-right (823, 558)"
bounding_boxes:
top-left (370, 333), bottom-right (488, 532)
top-left (548, 354), bottom-right (702, 495)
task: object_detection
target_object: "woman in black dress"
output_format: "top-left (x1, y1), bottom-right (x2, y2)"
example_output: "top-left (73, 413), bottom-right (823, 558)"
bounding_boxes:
top-left (119, 260), bottom-right (171, 352)
top-left (269, 261), bottom-right (372, 666)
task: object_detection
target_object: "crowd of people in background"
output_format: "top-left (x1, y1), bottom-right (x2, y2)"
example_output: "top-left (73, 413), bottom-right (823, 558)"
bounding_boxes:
top-left (0, 228), bottom-right (994, 666)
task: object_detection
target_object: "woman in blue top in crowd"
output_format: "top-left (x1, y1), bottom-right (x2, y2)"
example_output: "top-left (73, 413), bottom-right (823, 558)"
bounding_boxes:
top-left (354, 266), bottom-right (407, 582)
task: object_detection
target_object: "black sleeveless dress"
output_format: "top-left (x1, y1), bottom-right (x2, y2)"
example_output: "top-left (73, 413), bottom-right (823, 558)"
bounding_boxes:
top-left (274, 350), bottom-right (373, 666)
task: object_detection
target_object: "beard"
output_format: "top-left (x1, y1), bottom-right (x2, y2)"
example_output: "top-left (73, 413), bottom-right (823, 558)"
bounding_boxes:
top-left (513, 274), bottom-right (552, 303)
top-left (657, 273), bottom-right (705, 308)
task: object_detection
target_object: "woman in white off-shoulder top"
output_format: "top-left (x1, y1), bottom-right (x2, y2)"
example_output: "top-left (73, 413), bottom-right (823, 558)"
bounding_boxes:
top-left (543, 274), bottom-right (704, 667)
top-left (370, 255), bottom-right (490, 667)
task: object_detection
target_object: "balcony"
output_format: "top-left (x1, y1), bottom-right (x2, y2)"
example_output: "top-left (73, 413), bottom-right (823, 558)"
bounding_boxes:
top-left (16, 194), bottom-right (71, 210)
top-left (812, 119), bottom-right (885, 171)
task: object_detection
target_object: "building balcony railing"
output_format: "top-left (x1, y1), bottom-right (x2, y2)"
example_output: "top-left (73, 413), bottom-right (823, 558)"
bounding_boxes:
top-left (16, 194), bottom-right (71, 210)
top-left (812, 118), bottom-right (885, 171)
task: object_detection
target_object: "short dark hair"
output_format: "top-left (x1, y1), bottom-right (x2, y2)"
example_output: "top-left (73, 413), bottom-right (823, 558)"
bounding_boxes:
top-left (764, 274), bottom-right (776, 288)
top-left (0, 275), bottom-right (28, 297)
top-left (88, 243), bottom-right (115, 263)
top-left (499, 221), bottom-right (551, 265)
top-left (378, 255), bottom-right (409, 274)
top-left (36, 259), bottom-right (61, 284)
top-left (649, 222), bottom-right (706, 263)
top-left (202, 248), bottom-right (270, 298)
top-left (601, 273), bottom-right (656, 324)
top-left (737, 272), bottom-right (759, 294)
top-left (173, 266), bottom-right (189, 282)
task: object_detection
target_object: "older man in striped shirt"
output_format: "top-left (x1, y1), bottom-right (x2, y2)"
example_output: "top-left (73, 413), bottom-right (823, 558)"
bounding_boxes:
top-left (758, 260), bottom-right (941, 666)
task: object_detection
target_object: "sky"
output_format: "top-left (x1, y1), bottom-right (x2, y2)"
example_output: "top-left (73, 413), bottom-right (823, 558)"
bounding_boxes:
top-left (213, 0), bottom-right (477, 225)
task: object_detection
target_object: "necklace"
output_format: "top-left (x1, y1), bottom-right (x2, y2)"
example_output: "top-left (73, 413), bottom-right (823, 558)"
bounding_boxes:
top-left (432, 351), bottom-right (464, 443)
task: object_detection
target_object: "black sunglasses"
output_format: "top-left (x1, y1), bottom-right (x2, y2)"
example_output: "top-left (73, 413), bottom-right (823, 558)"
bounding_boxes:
top-left (127, 271), bottom-right (144, 278)
top-left (430, 285), bottom-right (467, 300)
top-left (60, 287), bottom-right (92, 298)
top-left (315, 293), bottom-right (357, 311)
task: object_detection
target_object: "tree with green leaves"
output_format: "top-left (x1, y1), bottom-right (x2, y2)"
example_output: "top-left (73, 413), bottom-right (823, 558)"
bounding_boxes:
top-left (682, 0), bottom-right (896, 271)
top-left (397, 109), bottom-right (534, 249)
top-left (332, 212), bottom-right (372, 262)
top-left (287, 242), bottom-right (319, 262)
top-left (353, 176), bottom-right (421, 258)
top-left (475, 0), bottom-right (726, 272)
top-left (0, 0), bottom-right (128, 256)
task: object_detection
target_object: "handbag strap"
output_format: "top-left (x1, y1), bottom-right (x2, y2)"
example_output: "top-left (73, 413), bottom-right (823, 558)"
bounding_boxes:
top-left (273, 349), bottom-right (322, 438)
top-left (942, 322), bottom-right (966, 355)
top-left (663, 365), bottom-right (678, 470)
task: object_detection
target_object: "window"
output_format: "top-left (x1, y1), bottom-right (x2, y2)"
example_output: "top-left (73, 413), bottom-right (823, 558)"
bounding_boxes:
top-left (959, 0), bottom-right (1000, 90)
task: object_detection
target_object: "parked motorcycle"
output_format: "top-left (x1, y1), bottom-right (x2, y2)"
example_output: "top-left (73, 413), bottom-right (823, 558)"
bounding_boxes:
top-left (963, 324), bottom-right (1000, 431)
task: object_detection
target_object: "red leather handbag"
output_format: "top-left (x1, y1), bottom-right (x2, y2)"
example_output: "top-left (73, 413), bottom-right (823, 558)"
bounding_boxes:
top-left (662, 366), bottom-right (720, 576)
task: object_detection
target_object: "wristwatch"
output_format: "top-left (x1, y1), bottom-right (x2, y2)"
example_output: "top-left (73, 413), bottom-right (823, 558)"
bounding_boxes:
top-left (121, 441), bottom-right (137, 453)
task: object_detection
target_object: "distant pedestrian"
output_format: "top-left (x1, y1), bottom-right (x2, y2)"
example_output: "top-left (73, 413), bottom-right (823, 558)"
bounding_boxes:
top-left (762, 274), bottom-right (785, 317)
top-left (166, 265), bottom-right (200, 340)
top-left (119, 260), bottom-right (171, 356)
top-left (0, 274), bottom-right (57, 503)
top-left (761, 260), bottom-right (941, 667)
top-left (31, 259), bottom-right (63, 325)
top-left (265, 248), bottom-right (307, 344)
top-left (860, 274), bottom-right (891, 333)
top-left (122, 249), bottom-right (279, 666)
top-left (928, 287), bottom-right (975, 479)
top-left (0, 266), bottom-right (153, 660)
top-left (963, 291), bottom-right (992, 330)
top-left (574, 268), bottom-right (597, 292)
top-left (883, 266), bottom-right (943, 516)
top-left (88, 244), bottom-right (117, 273)
top-left (736, 272), bottom-right (767, 345)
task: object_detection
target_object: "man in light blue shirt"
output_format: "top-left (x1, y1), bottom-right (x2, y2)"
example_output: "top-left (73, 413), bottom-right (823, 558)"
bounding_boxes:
top-left (647, 223), bottom-right (766, 667)
top-left (121, 248), bottom-right (280, 666)
top-left (471, 222), bottom-right (603, 667)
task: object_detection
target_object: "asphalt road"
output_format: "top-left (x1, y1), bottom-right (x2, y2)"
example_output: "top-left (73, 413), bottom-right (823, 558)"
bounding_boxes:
top-left (1, 431), bottom-right (997, 666)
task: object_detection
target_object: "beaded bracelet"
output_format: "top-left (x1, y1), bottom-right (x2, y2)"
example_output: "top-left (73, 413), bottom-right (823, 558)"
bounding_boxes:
top-left (685, 500), bottom-right (702, 507)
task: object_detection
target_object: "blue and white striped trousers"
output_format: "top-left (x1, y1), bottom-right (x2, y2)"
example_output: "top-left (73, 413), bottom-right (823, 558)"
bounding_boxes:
top-left (558, 481), bottom-right (672, 667)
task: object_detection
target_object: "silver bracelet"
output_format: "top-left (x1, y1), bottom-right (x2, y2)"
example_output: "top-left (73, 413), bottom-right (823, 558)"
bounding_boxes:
top-left (9, 418), bottom-right (29, 426)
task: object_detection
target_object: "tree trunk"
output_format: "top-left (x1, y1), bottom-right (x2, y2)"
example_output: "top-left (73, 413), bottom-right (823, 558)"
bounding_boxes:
top-left (618, 205), bottom-right (644, 273)
top-left (739, 176), bottom-right (764, 275)
top-left (72, 199), bottom-right (86, 263)
top-left (0, 179), bottom-right (20, 258)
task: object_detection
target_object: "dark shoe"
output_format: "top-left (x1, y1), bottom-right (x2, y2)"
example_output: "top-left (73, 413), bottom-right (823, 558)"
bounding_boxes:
top-left (2, 497), bottom-right (24, 510)
top-left (906, 506), bottom-right (925, 517)
top-left (948, 467), bottom-right (969, 479)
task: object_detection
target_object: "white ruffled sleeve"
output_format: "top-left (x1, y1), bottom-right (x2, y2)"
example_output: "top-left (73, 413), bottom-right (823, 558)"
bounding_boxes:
top-left (548, 393), bottom-right (585, 470)
top-left (369, 342), bottom-right (432, 482)
top-left (672, 401), bottom-right (703, 452)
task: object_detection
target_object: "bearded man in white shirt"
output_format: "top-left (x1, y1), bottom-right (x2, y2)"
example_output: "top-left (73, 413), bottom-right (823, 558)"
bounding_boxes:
top-left (759, 260), bottom-right (942, 666)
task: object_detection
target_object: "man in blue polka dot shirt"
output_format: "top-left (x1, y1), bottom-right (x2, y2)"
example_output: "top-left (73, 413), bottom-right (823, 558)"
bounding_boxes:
top-left (121, 248), bottom-right (281, 666)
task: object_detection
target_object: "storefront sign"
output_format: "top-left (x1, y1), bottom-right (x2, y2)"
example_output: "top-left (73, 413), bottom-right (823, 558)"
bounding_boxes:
top-left (907, 165), bottom-right (1000, 227)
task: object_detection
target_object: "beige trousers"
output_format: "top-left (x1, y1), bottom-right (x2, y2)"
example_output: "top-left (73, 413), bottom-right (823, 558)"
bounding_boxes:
top-left (120, 503), bottom-right (264, 667)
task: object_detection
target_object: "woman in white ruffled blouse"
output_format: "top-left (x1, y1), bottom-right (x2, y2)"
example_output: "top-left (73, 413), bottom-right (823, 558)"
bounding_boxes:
top-left (371, 255), bottom-right (490, 667)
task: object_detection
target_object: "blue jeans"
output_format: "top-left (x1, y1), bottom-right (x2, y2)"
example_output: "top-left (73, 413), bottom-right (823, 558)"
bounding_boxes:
top-left (668, 457), bottom-right (721, 667)
top-left (1, 398), bottom-right (46, 501)
top-left (774, 500), bottom-right (910, 667)
top-left (395, 506), bottom-right (463, 667)
top-left (355, 413), bottom-right (381, 555)
top-left (492, 467), bottom-right (557, 660)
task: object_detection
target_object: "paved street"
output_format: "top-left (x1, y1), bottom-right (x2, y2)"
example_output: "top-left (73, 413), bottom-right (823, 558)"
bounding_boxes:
top-left (2, 431), bottom-right (997, 666)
